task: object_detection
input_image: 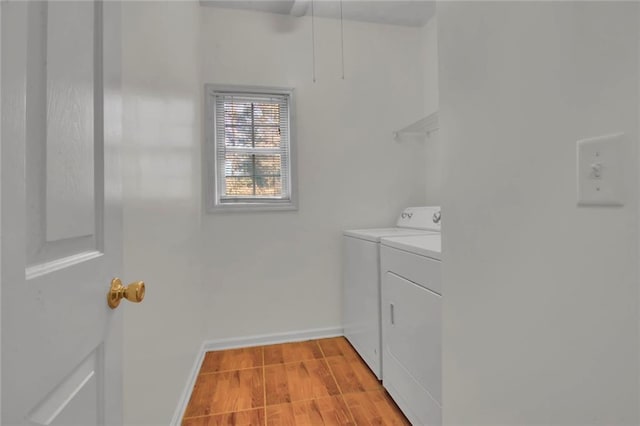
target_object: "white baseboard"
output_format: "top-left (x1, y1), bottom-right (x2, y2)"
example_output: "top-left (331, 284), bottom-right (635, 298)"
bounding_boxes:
top-left (202, 326), bottom-right (344, 352)
top-left (170, 326), bottom-right (343, 425)
top-left (169, 341), bottom-right (207, 426)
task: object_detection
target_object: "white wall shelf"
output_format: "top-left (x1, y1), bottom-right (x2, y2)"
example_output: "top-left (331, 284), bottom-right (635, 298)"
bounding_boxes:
top-left (393, 111), bottom-right (439, 142)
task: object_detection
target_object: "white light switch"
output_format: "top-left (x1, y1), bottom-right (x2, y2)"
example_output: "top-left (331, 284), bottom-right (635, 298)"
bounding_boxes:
top-left (577, 133), bottom-right (625, 206)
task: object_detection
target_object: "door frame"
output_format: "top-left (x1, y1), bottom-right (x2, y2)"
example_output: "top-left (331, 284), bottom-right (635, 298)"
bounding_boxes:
top-left (0, 0), bottom-right (3, 419)
top-left (1, 0), bottom-right (4, 419)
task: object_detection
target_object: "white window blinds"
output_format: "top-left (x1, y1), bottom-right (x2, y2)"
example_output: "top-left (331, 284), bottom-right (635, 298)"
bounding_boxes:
top-left (213, 91), bottom-right (292, 205)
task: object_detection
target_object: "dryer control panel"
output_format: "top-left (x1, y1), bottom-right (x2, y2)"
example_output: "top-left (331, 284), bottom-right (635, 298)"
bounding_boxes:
top-left (396, 206), bottom-right (441, 231)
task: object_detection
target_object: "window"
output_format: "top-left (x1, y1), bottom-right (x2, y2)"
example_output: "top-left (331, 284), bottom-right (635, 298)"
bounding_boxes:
top-left (206, 85), bottom-right (297, 212)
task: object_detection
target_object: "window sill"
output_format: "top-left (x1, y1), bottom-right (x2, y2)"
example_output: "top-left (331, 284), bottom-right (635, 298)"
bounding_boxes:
top-left (207, 202), bottom-right (298, 214)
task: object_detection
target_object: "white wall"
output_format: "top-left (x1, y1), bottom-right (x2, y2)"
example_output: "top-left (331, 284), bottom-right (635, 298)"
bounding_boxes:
top-left (121, 2), bottom-right (204, 424)
top-left (200, 8), bottom-right (428, 341)
top-left (420, 16), bottom-right (441, 204)
top-left (421, 16), bottom-right (438, 117)
top-left (119, 3), bottom-right (431, 423)
top-left (438, 2), bottom-right (639, 424)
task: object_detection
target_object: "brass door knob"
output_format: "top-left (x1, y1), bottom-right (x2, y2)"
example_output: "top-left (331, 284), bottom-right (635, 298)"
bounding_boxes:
top-left (108, 278), bottom-right (145, 309)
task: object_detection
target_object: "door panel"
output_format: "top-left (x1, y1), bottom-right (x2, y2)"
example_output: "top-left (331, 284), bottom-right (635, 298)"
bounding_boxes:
top-left (26, 1), bottom-right (102, 274)
top-left (44, 1), bottom-right (96, 242)
top-left (2, 1), bottom-right (123, 424)
top-left (27, 349), bottom-right (101, 426)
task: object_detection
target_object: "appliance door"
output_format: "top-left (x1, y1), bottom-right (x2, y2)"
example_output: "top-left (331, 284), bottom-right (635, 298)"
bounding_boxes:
top-left (382, 271), bottom-right (441, 425)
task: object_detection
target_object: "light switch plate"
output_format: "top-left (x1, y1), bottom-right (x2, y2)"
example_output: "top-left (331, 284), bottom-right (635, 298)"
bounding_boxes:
top-left (577, 133), bottom-right (625, 206)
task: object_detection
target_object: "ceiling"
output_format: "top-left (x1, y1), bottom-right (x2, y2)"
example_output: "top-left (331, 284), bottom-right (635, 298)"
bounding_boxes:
top-left (200, 1), bottom-right (436, 27)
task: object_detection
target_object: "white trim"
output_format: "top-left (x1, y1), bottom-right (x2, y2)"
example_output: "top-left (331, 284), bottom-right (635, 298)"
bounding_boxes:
top-left (25, 250), bottom-right (103, 280)
top-left (0, 0), bottom-right (3, 418)
top-left (202, 326), bottom-right (343, 352)
top-left (170, 326), bottom-right (343, 425)
top-left (637, 11), bottom-right (640, 423)
top-left (169, 341), bottom-right (207, 426)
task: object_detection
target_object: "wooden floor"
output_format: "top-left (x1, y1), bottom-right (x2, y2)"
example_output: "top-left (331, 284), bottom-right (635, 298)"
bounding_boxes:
top-left (182, 337), bottom-right (410, 425)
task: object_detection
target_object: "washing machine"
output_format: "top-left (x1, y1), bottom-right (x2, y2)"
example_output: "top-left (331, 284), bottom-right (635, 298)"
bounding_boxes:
top-left (343, 206), bottom-right (441, 379)
top-left (380, 233), bottom-right (442, 426)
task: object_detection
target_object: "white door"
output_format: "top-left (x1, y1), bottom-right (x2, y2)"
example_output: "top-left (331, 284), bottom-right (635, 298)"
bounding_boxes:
top-left (2, 1), bottom-right (131, 424)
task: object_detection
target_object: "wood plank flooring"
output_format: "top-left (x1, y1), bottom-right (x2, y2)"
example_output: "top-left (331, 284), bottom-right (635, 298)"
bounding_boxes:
top-left (182, 337), bottom-right (410, 425)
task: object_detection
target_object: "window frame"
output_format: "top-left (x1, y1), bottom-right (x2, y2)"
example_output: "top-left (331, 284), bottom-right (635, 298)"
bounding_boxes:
top-left (205, 84), bottom-right (298, 213)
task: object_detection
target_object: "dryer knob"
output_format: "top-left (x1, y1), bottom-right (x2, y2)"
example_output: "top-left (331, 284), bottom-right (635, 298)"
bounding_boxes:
top-left (432, 211), bottom-right (441, 224)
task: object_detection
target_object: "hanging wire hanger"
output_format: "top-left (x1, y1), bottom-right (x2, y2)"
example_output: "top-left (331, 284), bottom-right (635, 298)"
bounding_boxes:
top-left (311, 0), bottom-right (317, 83)
top-left (340, 0), bottom-right (345, 79)
top-left (311, 0), bottom-right (345, 82)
